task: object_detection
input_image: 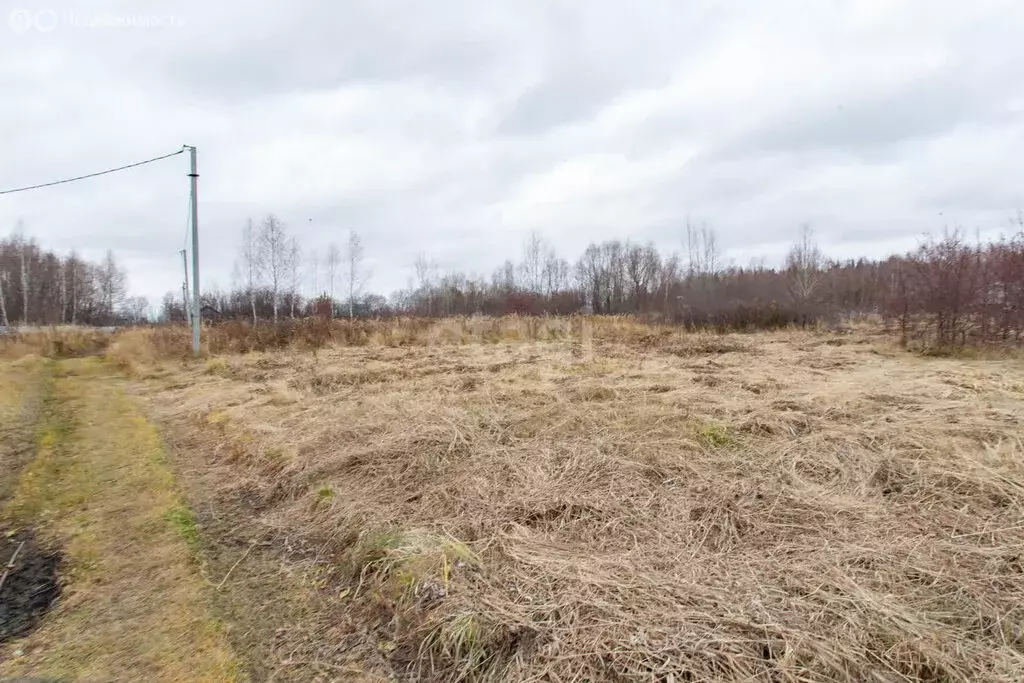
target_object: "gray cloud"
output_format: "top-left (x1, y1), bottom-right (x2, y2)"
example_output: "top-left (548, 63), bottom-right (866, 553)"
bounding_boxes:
top-left (726, 64), bottom-right (1021, 162)
top-left (1, 0), bottom-right (1023, 306)
top-left (155, 4), bottom-right (512, 102)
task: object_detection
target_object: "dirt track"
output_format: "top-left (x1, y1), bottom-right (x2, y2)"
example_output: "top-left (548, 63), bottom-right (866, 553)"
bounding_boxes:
top-left (0, 358), bottom-right (240, 682)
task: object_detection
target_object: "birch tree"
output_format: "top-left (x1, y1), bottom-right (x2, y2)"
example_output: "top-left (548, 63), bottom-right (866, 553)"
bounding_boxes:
top-left (97, 250), bottom-right (126, 324)
top-left (0, 271), bottom-right (9, 327)
top-left (59, 253), bottom-right (68, 324)
top-left (68, 252), bottom-right (81, 324)
top-left (308, 253), bottom-right (320, 300)
top-left (11, 224), bottom-right (30, 324)
top-left (343, 230), bottom-right (368, 319)
top-left (413, 253), bottom-right (437, 316)
top-left (238, 218), bottom-right (262, 326)
top-left (259, 214), bottom-right (288, 323)
top-left (519, 231), bottom-right (545, 294)
top-left (326, 242), bottom-right (341, 317)
top-left (20, 241), bottom-right (29, 324)
top-left (287, 237), bottom-right (302, 318)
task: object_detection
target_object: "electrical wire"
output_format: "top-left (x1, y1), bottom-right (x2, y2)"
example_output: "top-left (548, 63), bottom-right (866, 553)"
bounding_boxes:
top-left (0, 147), bottom-right (185, 196)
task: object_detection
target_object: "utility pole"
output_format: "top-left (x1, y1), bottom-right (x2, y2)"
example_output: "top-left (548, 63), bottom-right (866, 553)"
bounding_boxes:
top-left (185, 145), bottom-right (200, 356)
top-left (179, 249), bottom-right (191, 327)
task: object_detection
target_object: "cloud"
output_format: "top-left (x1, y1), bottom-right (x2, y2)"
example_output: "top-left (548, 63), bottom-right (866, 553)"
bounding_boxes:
top-left (1, 0), bottom-right (1023, 305)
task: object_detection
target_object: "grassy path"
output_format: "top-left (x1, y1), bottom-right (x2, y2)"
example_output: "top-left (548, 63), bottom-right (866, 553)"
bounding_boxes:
top-left (0, 356), bottom-right (48, 505)
top-left (0, 357), bottom-right (242, 682)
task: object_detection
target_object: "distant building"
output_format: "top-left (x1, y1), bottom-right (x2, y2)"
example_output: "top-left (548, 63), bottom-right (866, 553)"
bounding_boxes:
top-left (200, 304), bottom-right (222, 322)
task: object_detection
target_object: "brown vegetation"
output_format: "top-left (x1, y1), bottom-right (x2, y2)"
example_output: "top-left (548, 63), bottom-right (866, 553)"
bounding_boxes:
top-left (0, 327), bottom-right (113, 360)
top-left (126, 320), bottom-right (1024, 681)
top-left (887, 230), bottom-right (1024, 351)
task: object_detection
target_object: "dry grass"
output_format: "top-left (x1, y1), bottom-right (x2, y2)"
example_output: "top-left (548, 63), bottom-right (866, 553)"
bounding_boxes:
top-left (0, 327), bottom-right (114, 360)
top-left (108, 315), bottom-right (609, 366)
top-left (131, 320), bottom-right (1024, 681)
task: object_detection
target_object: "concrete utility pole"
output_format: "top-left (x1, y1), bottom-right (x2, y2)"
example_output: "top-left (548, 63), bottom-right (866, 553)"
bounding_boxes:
top-left (179, 249), bottom-right (191, 327)
top-left (185, 145), bottom-right (200, 356)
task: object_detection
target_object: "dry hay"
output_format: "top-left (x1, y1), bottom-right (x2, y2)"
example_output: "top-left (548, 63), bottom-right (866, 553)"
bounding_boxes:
top-left (139, 325), bottom-right (1024, 682)
top-left (0, 326), bottom-right (113, 360)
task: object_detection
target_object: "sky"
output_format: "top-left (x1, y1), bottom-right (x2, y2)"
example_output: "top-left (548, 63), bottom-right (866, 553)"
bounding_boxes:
top-left (1, 0), bottom-right (1023, 306)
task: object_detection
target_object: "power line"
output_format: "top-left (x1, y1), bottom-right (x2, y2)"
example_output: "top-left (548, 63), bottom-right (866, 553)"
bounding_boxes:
top-left (0, 147), bottom-right (185, 196)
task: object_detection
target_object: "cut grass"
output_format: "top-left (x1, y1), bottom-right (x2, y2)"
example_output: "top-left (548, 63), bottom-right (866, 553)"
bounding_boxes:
top-left (0, 357), bottom-right (241, 682)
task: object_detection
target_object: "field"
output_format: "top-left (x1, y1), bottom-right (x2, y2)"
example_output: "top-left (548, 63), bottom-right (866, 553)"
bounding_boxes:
top-left (2, 318), bottom-right (1024, 681)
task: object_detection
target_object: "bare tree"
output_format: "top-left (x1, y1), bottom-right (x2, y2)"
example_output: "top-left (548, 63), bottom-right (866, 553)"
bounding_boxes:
top-left (287, 237), bottom-right (302, 318)
top-left (0, 230), bottom-right (145, 327)
top-left (493, 259), bottom-right (517, 295)
top-left (684, 220), bottom-right (720, 277)
top-left (786, 224), bottom-right (824, 326)
top-left (625, 242), bottom-right (660, 310)
top-left (659, 253), bottom-right (681, 310)
top-left (68, 252), bottom-right (81, 325)
top-left (97, 250), bottom-right (126, 324)
top-left (702, 226), bottom-right (719, 276)
top-left (0, 270), bottom-right (9, 327)
top-left (308, 253), bottom-right (320, 299)
top-left (59, 253), bottom-right (69, 324)
top-left (259, 214), bottom-right (288, 323)
top-left (604, 240), bottom-right (626, 312)
top-left (575, 243), bottom-right (606, 313)
top-left (685, 219), bottom-right (700, 278)
top-left (542, 248), bottom-right (569, 296)
top-left (343, 230), bottom-right (368, 319)
top-left (519, 231), bottom-right (545, 294)
top-left (414, 253), bottom-right (435, 290)
top-left (20, 243), bottom-right (29, 323)
top-left (325, 242), bottom-right (341, 317)
top-left (123, 296), bottom-right (149, 324)
top-left (237, 218), bottom-right (262, 326)
top-left (413, 253), bottom-right (437, 315)
top-left (11, 224), bottom-right (31, 324)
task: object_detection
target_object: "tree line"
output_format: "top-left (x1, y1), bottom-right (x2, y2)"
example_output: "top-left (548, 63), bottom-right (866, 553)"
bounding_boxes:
top-left (162, 214), bottom-right (371, 325)
top-left (887, 227), bottom-right (1024, 348)
top-left (0, 226), bottom-right (146, 327)
top-left (10, 210), bottom-right (1024, 351)
top-left (155, 214), bottom-right (1024, 350)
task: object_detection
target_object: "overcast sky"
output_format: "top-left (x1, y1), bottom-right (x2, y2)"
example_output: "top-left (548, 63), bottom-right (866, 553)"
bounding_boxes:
top-left (2, 0), bottom-right (1023, 304)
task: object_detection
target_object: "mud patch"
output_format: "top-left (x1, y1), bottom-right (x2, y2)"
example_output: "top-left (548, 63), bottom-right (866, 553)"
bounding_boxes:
top-left (0, 528), bottom-right (61, 644)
